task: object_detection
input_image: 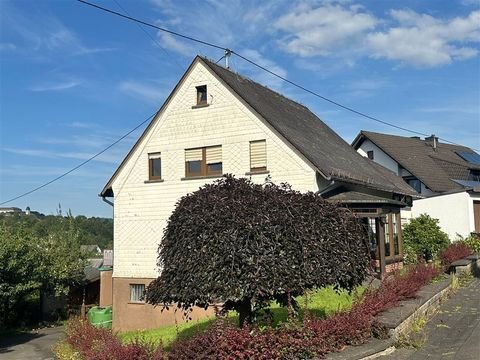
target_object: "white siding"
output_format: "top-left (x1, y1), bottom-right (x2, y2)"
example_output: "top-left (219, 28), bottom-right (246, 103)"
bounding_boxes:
top-left (411, 191), bottom-right (475, 240)
top-left (356, 139), bottom-right (435, 196)
top-left (109, 62), bottom-right (317, 278)
top-left (356, 139), bottom-right (398, 174)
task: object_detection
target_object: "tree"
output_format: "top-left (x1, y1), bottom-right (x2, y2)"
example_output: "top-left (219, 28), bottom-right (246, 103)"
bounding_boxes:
top-left (0, 218), bottom-right (86, 329)
top-left (403, 214), bottom-right (449, 262)
top-left (0, 225), bottom-right (43, 327)
top-left (147, 176), bottom-right (370, 326)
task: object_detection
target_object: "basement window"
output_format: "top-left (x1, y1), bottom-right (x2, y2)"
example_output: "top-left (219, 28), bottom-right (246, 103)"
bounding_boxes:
top-left (129, 284), bottom-right (145, 303)
top-left (196, 85), bottom-right (207, 105)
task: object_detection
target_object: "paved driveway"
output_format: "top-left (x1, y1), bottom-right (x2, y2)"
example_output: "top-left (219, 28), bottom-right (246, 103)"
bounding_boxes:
top-left (0, 326), bottom-right (64, 360)
top-left (384, 277), bottom-right (480, 359)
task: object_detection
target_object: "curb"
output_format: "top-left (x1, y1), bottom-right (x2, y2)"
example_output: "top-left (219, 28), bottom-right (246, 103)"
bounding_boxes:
top-left (326, 276), bottom-right (453, 360)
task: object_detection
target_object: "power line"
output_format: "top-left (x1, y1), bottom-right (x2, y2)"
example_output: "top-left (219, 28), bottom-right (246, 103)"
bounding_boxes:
top-left (111, 0), bottom-right (184, 70)
top-left (0, 112), bottom-right (157, 206)
top-left (232, 51), bottom-right (429, 137)
top-left (76, 0), bottom-right (226, 51)
top-left (76, 0), bottom-right (477, 150)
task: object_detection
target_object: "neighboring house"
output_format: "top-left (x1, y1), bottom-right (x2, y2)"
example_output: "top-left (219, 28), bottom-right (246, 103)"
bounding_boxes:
top-left (0, 207), bottom-right (22, 215)
top-left (352, 131), bottom-right (480, 238)
top-left (42, 258), bottom-right (104, 320)
top-left (0, 206), bottom-right (44, 218)
top-left (100, 56), bottom-right (416, 332)
top-left (80, 244), bottom-right (102, 256)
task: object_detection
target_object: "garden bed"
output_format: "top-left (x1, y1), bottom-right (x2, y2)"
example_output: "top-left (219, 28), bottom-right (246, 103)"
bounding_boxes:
top-left (56, 263), bottom-right (442, 359)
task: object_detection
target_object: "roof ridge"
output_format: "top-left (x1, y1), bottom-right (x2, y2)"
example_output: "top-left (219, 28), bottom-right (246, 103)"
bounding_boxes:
top-left (200, 56), bottom-right (311, 112)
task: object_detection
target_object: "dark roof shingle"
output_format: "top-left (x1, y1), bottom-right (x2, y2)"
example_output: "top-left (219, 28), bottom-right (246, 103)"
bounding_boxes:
top-left (352, 131), bottom-right (478, 193)
top-left (202, 58), bottom-right (416, 196)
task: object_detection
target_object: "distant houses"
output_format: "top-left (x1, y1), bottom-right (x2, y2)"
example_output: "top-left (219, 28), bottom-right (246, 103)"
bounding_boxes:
top-left (353, 131), bottom-right (480, 238)
top-left (0, 206), bottom-right (44, 218)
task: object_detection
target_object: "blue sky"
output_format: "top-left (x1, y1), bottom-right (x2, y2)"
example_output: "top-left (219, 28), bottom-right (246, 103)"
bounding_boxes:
top-left (1, 0), bottom-right (479, 218)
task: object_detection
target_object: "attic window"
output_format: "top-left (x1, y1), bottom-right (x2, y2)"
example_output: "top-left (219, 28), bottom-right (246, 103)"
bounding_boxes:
top-left (196, 85), bottom-right (207, 105)
top-left (367, 150), bottom-right (374, 160)
top-left (148, 153), bottom-right (162, 180)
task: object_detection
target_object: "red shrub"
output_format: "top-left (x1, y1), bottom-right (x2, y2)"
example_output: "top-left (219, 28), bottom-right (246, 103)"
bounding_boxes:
top-left (64, 318), bottom-right (166, 360)
top-left (169, 263), bottom-right (441, 359)
top-left (65, 263), bottom-right (440, 359)
top-left (440, 243), bottom-right (472, 266)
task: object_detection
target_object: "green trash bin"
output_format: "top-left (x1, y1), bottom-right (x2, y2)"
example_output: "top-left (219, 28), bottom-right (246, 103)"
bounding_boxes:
top-left (87, 306), bottom-right (112, 329)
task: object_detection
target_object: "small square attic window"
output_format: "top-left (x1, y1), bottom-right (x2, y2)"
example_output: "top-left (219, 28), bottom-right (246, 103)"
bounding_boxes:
top-left (196, 85), bottom-right (207, 105)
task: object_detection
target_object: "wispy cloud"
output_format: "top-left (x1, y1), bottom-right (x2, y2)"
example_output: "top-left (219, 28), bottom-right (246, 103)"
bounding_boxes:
top-left (2, 147), bottom-right (123, 165)
top-left (118, 81), bottom-right (166, 102)
top-left (69, 121), bottom-right (98, 129)
top-left (416, 105), bottom-right (480, 114)
top-left (1, 164), bottom-right (109, 178)
top-left (0, 42), bottom-right (16, 51)
top-left (2, 2), bottom-right (114, 58)
top-left (236, 49), bottom-right (288, 90)
top-left (37, 135), bottom-right (114, 149)
top-left (29, 81), bottom-right (80, 92)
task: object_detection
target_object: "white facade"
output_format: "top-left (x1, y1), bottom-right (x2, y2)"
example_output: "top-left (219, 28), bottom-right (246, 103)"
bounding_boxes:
top-left (412, 191), bottom-right (480, 240)
top-left (356, 139), bottom-right (398, 174)
top-left (108, 61), bottom-right (318, 279)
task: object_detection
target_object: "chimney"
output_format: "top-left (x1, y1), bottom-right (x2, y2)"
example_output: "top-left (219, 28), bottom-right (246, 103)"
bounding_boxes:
top-left (425, 134), bottom-right (438, 151)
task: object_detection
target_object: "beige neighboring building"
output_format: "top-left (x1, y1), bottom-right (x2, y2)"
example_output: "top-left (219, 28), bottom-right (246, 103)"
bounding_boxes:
top-left (101, 56), bottom-right (416, 332)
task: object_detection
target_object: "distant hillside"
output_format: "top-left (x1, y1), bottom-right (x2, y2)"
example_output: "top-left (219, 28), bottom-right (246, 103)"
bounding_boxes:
top-left (0, 214), bottom-right (113, 250)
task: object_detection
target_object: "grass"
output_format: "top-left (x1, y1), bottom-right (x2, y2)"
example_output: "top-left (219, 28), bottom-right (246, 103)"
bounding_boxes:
top-left (120, 286), bottom-right (363, 348)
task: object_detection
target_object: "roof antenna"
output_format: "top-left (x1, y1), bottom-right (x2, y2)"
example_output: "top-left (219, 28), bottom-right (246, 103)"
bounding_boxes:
top-left (224, 49), bottom-right (231, 69)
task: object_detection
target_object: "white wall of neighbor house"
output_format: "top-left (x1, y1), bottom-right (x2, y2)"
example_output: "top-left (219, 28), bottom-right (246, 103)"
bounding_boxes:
top-left (356, 139), bottom-right (399, 174)
top-left (411, 191), bottom-right (474, 240)
top-left (109, 61), bottom-right (317, 279)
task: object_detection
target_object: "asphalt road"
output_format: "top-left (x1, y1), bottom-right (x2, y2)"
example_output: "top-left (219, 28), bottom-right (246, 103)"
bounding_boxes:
top-left (0, 326), bottom-right (64, 360)
top-left (384, 277), bottom-right (480, 360)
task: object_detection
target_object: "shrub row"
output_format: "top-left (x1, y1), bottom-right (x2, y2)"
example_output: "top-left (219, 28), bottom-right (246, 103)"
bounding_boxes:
top-left (58, 264), bottom-right (440, 360)
top-left (440, 242), bottom-right (472, 267)
top-left (169, 263), bottom-right (440, 359)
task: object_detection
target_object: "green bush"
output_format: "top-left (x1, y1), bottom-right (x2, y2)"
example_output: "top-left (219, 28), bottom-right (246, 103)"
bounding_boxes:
top-left (457, 234), bottom-right (480, 254)
top-left (403, 214), bottom-right (449, 263)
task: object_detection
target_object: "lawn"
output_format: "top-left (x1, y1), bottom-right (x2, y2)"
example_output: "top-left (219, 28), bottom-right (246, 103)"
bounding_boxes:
top-left (120, 286), bottom-right (363, 348)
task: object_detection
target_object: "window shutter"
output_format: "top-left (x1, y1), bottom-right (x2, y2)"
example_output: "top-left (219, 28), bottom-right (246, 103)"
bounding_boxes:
top-left (185, 148), bottom-right (203, 162)
top-left (206, 146), bottom-right (222, 164)
top-left (250, 140), bottom-right (266, 169)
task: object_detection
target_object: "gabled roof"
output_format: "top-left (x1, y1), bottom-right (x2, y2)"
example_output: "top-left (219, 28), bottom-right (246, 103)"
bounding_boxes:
top-left (352, 131), bottom-right (479, 193)
top-left (101, 56), bottom-right (416, 197)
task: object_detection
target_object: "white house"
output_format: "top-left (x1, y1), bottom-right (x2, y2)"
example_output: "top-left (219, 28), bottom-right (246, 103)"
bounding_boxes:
top-left (352, 131), bottom-right (480, 239)
top-left (100, 56), bottom-right (416, 331)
